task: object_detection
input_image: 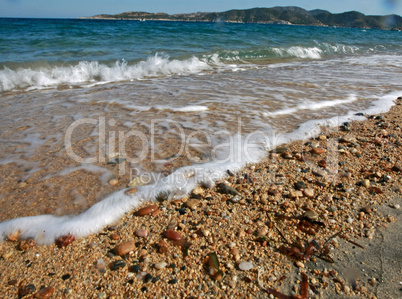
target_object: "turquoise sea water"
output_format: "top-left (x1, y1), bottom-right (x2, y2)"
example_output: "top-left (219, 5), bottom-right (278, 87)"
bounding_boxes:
top-left (0, 18), bottom-right (401, 241)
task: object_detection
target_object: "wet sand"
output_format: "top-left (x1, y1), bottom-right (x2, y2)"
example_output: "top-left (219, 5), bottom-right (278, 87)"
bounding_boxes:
top-left (0, 97), bottom-right (401, 298)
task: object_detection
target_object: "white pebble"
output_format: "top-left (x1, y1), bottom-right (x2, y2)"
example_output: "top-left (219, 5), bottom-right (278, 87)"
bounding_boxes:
top-left (239, 261), bottom-right (254, 271)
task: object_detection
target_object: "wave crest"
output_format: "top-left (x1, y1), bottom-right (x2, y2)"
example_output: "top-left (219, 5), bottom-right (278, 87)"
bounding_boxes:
top-left (0, 54), bottom-right (212, 92)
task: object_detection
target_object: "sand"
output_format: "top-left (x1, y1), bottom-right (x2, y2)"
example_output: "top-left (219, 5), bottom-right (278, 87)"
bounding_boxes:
top-left (0, 97), bottom-right (401, 298)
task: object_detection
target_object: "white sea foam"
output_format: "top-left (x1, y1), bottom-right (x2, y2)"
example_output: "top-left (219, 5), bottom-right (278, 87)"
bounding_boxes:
top-left (265, 95), bottom-right (358, 117)
top-left (272, 46), bottom-right (323, 59)
top-left (152, 105), bottom-right (209, 112)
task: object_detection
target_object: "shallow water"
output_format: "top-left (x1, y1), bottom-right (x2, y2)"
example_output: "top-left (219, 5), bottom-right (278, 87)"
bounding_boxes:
top-left (0, 19), bottom-right (401, 242)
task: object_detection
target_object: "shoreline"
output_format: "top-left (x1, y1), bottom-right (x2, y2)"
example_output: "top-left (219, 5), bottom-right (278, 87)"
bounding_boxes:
top-left (0, 97), bottom-right (401, 298)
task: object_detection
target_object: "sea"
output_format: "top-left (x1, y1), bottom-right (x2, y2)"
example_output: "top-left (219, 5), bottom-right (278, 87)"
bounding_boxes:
top-left (0, 18), bottom-right (401, 243)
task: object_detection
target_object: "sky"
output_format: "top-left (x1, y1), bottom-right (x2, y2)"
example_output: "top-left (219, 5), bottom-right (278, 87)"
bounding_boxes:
top-left (1, 0), bottom-right (402, 19)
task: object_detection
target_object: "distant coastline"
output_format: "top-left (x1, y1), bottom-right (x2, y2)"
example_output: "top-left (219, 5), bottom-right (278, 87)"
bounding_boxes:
top-left (80, 6), bottom-right (402, 30)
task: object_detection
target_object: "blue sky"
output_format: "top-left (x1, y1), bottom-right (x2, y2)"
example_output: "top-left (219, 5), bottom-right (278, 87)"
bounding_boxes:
top-left (1, 0), bottom-right (402, 18)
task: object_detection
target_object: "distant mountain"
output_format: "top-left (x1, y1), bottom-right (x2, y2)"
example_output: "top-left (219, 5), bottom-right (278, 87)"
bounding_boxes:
top-left (82, 6), bottom-right (402, 30)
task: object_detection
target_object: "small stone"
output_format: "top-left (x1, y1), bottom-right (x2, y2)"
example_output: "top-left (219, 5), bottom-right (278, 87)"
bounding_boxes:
top-left (135, 229), bottom-right (149, 238)
top-left (294, 181), bottom-right (306, 190)
top-left (303, 210), bottom-right (318, 221)
top-left (114, 241), bottom-right (135, 256)
top-left (239, 261), bottom-right (253, 271)
top-left (110, 233), bottom-right (120, 240)
top-left (168, 278), bottom-right (177, 284)
top-left (191, 186), bottom-right (204, 195)
top-left (55, 234), bottom-right (75, 248)
top-left (18, 239), bottom-right (36, 251)
top-left (311, 147), bottom-right (325, 154)
top-left (230, 195), bottom-right (242, 203)
top-left (18, 284), bottom-right (36, 297)
top-left (144, 273), bottom-right (153, 283)
top-left (361, 206), bottom-right (372, 214)
top-left (129, 265), bottom-right (141, 273)
top-left (185, 199), bottom-right (200, 210)
top-left (217, 183), bottom-right (239, 196)
top-left (125, 188), bottom-right (138, 195)
top-left (303, 188), bottom-right (315, 198)
top-left (34, 286), bottom-right (55, 299)
top-left (109, 178), bottom-right (119, 186)
top-left (295, 261), bottom-right (304, 268)
top-left (137, 205), bottom-right (159, 216)
top-left (110, 260), bottom-right (126, 270)
top-left (164, 229), bottom-right (182, 241)
top-left (154, 262), bottom-right (168, 270)
top-left (391, 203), bottom-right (400, 209)
top-left (362, 179), bottom-right (371, 188)
top-left (387, 215), bottom-right (396, 222)
top-left (7, 230), bottom-right (21, 242)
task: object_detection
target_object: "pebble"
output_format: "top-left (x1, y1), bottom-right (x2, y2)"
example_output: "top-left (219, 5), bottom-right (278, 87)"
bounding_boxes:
top-left (7, 230), bottom-right (21, 242)
top-left (137, 205), bottom-right (159, 216)
top-left (294, 181), bottom-right (306, 190)
top-left (303, 210), bottom-right (318, 221)
top-left (125, 187), bottom-right (138, 195)
top-left (391, 203), bottom-right (400, 209)
top-left (109, 178), bottom-right (119, 186)
top-left (34, 286), bottom-right (55, 299)
top-left (18, 284), bottom-right (36, 297)
top-left (185, 199), bottom-right (200, 210)
top-left (129, 264), bottom-right (141, 273)
top-left (55, 234), bottom-right (75, 248)
top-left (110, 260), bottom-right (126, 270)
top-left (168, 278), bottom-right (178, 284)
top-left (257, 226), bottom-right (269, 236)
top-left (154, 262), bottom-right (168, 270)
top-left (362, 179), bottom-right (371, 188)
top-left (239, 261), bottom-right (254, 271)
top-left (230, 195), bottom-right (242, 203)
top-left (164, 229), bottom-right (182, 241)
top-left (135, 229), bottom-right (149, 238)
top-left (217, 183), bottom-right (239, 196)
top-left (303, 188), bottom-right (315, 198)
top-left (18, 239), bottom-right (36, 251)
top-left (144, 273), bottom-right (153, 283)
top-left (311, 147), bottom-right (325, 154)
top-left (295, 261), bottom-right (304, 268)
top-left (114, 241), bottom-right (135, 256)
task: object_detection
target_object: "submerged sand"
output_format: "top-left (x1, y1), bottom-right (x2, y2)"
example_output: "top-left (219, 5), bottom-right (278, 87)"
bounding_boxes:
top-left (0, 97), bottom-right (401, 298)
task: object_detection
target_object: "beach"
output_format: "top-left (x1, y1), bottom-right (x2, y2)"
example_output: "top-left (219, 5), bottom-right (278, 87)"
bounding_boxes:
top-left (0, 96), bottom-right (400, 298)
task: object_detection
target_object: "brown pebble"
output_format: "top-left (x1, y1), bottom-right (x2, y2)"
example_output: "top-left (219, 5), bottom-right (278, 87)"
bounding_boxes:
top-left (185, 199), bottom-right (200, 210)
top-left (114, 241), bottom-right (135, 256)
top-left (137, 205), bottom-right (159, 216)
top-left (135, 229), bottom-right (149, 238)
top-left (34, 286), bottom-right (55, 299)
top-left (55, 234), bottom-right (75, 248)
top-left (360, 206), bottom-right (372, 214)
top-left (18, 239), bottom-right (36, 251)
top-left (110, 233), bottom-right (120, 240)
top-left (8, 230), bottom-right (21, 242)
top-left (311, 147), bottom-right (325, 154)
top-left (125, 187), bottom-right (138, 195)
top-left (164, 229), bottom-right (182, 241)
